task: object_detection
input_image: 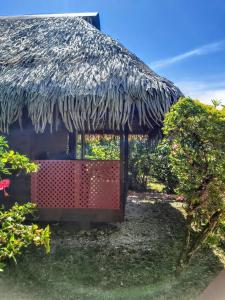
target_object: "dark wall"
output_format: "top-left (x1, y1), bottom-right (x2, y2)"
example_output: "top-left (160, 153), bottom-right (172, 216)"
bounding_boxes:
top-left (7, 124), bottom-right (68, 159)
top-left (4, 124), bottom-right (68, 208)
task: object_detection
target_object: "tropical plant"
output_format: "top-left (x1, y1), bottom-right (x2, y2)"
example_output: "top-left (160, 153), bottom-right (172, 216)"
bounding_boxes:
top-left (0, 203), bottom-right (50, 271)
top-left (86, 138), bottom-right (119, 160)
top-left (129, 139), bottom-right (153, 191)
top-left (163, 97), bottom-right (225, 268)
top-left (86, 136), bottom-right (177, 193)
top-left (0, 136), bottom-right (37, 176)
top-left (0, 136), bottom-right (50, 271)
top-left (151, 140), bottom-right (178, 193)
top-left (211, 99), bottom-right (221, 108)
top-left (129, 138), bottom-right (178, 193)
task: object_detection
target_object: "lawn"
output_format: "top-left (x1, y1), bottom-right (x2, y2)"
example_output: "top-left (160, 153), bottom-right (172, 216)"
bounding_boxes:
top-left (0, 192), bottom-right (224, 300)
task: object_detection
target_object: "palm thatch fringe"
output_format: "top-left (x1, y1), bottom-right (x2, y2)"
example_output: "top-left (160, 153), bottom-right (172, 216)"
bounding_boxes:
top-left (0, 15), bottom-right (182, 133)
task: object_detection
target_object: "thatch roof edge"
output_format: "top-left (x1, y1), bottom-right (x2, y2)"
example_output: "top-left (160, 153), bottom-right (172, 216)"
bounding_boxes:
top-left (0, 15), bottom-right (182, 134)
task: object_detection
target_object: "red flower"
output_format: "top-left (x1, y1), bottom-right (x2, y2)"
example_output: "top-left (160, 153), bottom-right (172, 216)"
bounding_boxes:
top-left (0, 179), bottom-right (10, 197)
top-left (0, 179), bottom-right (10, 190)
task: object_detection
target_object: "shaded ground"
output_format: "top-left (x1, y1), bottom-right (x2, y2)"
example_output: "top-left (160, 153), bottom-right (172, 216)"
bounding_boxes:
top-left (0, 192), bottom-right (224, 300)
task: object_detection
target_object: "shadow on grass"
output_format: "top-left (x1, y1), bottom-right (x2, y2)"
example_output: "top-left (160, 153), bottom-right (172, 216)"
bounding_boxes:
top-left (0, 201), bottom-right (224, 300)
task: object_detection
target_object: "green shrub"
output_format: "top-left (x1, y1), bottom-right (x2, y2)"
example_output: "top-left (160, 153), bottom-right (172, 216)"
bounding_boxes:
top-left (129, 139), bottom-right (178, 193)
top-left (0, 203), bottom-right (50, 271)
top-left (0, 136), bottom-right (50, 271)
top-left (163, 97), bottom-right (225, 267)
top-left (151, 140), bottom-right (178, 193)
top-left (129, 140), bottom-right (153, 191)
top-left (86, 138), bottom-right (119, 160)
top-left (0, 136), bottom-right (37, 175)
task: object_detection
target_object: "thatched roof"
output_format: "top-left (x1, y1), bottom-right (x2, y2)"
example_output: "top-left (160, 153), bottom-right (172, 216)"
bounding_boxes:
top-left (0, 13), bottom-right (182, 134)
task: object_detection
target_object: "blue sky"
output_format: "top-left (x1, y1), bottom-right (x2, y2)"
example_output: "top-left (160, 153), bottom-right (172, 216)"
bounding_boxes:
top-left (1, 0), bottom-right (225, 104)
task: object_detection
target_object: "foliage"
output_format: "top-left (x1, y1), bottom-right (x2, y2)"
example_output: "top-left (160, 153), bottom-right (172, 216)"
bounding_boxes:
top-left (129, 140), bottom-right (153, 191)
top-left (163, 97), bottom-right (225, 267)
top-left (0, 136), bottom-right (50, 271)
top-left (0, 203), bottom-right (50, 271)
top-left (147, 181), bottom-right (165, 193)
top-left (0, 136), bottom-right (37, 176)
top-left (151, 140), bottom-right (178, 193)
top-left (86, 138), bottom-right (119, 160)
top-left (86, 137), bottom-right (154, 191)
top-left (129, 139), bottom-right (178, 193)
top-left (211, 99), bottom-right (221, 108)
top-left (85, 135), bottom-right (177, 193)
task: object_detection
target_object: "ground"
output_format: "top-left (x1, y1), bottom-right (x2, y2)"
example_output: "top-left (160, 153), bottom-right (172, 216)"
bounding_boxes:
top-left (0, 192), bottom-right (224, 300)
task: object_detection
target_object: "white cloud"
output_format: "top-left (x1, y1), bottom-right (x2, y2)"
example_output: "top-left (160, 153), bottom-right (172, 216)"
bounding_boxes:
top-left (150, 40), bottom-right (225, 69)
top-left (194, 89), bottom-right (225, 105)
top-left (175, 80), bottom-right (225, 105)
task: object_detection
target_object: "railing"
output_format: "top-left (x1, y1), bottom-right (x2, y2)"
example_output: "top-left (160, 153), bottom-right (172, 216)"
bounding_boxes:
top-left (31, 160), bottom-right (120, 209)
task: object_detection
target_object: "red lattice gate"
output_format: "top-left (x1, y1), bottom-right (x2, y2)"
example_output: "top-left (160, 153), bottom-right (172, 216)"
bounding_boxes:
top-left (31, 160), bottom-right (120, 209)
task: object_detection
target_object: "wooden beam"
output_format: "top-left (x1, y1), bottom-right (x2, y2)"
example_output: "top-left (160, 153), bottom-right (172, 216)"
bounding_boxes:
top-left (34, 208), bottom-right (124, 223)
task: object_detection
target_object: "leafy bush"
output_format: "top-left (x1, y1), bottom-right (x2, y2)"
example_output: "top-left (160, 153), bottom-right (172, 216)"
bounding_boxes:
top-left (0, 203), bottom-right (50, 271)
top-left (85, 136), bottom-right (176, 193)
top-left (0, 136), bottom-right (50, 271)
top-left (129, 139), bottom-right (178, 193)
top-left (129, 140), bottom-right (153, 191)
top-left (163, 97), bottom-right (225, 267)
top-left (0, 136), bottom-right (37, 176)
top-left (86, 138), bottom-right (119, 160)
top-left (151, 140), bottom-right (178, 193)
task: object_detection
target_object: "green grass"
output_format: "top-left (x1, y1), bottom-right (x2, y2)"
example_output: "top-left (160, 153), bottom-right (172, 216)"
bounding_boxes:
top-left (0, 198), bottom-right (224, 300)
top-left (147, 177), bottom-right (166, 192)
top-left (148, 182), bottom-right (165, 192)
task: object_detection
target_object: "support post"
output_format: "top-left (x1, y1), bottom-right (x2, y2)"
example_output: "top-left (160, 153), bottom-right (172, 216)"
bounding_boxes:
top-left (68, 131), bottom-right (77, 159)
top-left (81, 132), bottom-right (85, 160)
top-left (120, 134), bottom-right (125, 213)
top-left (124, 131), bottom-right (129, 204)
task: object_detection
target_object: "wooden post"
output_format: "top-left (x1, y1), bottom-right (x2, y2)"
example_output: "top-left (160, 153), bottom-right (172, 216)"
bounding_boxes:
top-left (68, 131), bottom-right (77, 159)
top-left (124, 131), bottom-right (129, 203)
top-left (74, 131), bottom-right (77, 159)
top-left (120, 131), bottom-right (129, 214)
top-left (81, 132), bottom-right (85, 160)
top-left (120, 133), bottom-right (125, 213)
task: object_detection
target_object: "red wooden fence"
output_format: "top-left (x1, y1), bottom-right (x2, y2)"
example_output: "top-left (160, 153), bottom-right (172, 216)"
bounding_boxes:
top-left (31, 160), bottom-right (120, 209)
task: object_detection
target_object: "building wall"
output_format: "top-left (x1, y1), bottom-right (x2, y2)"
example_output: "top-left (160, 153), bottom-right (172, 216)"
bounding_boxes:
top-left (4, 124), bottom-right (68, 208)
top-left (2, 123), bottom-right (124, 223)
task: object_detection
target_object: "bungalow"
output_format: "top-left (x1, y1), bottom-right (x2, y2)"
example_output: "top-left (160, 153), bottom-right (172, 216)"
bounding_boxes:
top-left (0, 13), bottom-right (182, 222)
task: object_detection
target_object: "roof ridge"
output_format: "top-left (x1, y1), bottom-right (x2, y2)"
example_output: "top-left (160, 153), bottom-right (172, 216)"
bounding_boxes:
top-left (0, 12), bottom-right (99, 19)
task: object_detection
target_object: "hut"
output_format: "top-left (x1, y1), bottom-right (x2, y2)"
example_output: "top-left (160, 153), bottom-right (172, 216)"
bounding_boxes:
top-left (0, 13), bottom-right (182, 223)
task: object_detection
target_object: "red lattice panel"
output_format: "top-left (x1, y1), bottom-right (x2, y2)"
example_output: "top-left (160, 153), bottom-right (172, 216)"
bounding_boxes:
top-left (31, 160), bottom-right (120, 209)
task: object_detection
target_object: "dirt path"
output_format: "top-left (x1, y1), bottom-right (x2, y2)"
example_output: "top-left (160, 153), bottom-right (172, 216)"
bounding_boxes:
top-left (51, 191), bottom-right (185, 251)
top-left (199, 270), bottom-right (225, 300)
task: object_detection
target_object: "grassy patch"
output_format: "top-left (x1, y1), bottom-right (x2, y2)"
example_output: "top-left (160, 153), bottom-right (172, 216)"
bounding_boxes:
top-left (147, 177), bottom-right (166, 192)
top-left (0, 196), bottom-right (224, 300)
top-left (148, 181), bottom-right (165, 192)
